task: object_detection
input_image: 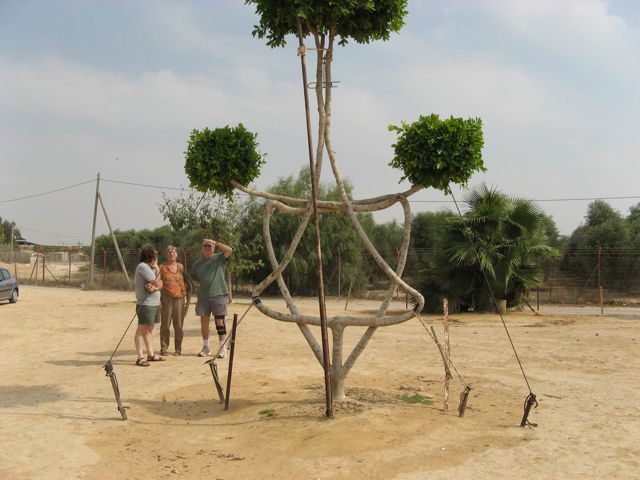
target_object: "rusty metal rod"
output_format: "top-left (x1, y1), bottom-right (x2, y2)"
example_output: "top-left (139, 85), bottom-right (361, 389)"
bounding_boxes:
top-left (224, 313), bottom-right (239, 410)
top-left (295, 16), bottom-right (333, 418)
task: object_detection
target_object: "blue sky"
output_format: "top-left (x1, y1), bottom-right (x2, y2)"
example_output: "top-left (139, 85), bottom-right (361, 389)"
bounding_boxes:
top-left (1, 0), bottom-right (639, 245)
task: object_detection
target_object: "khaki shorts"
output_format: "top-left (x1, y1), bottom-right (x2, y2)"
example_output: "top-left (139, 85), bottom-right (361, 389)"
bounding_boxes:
top-left (136, 304), bottom-right (160, 326)
top-left (195, 295), bottom-right (228, 317)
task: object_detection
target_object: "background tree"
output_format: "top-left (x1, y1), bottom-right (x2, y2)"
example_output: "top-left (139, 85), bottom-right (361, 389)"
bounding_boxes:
top-left (244, 168), bottom-right (370, 295)
top-left (561, 200), bottom-right (632, 291)
top-left (158, 192), bottom-right (264, 297)
top-left (416, 185), bottom-right (557, 313)
top-left (0, 217), bottom-right (21, 244)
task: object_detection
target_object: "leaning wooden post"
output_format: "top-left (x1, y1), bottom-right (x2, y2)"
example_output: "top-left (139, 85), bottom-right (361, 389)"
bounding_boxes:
top-left (443, 297), bottom-right (450, 412)
top-left (344, 279), bottom-right (353, 311)
top-left (98, 192), bottom-right (130, 287)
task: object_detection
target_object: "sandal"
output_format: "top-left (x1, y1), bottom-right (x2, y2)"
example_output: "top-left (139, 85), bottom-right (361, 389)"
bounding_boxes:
top-left (147, 354), bottom-right (166, 362)
top-left (136, 357), bottom-right (150, 367)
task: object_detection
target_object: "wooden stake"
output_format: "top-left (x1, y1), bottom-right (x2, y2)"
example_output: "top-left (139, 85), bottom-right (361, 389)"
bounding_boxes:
top-left (443, 298), bottom-right (450, 412)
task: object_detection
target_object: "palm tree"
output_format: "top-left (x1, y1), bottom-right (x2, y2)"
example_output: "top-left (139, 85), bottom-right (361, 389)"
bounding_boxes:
top-left (418, 184), bottom-right (558, 312)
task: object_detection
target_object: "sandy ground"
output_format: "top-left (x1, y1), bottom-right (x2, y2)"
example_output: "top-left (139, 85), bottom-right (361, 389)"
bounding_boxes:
top-left (0, 285), bottom-right (638, 479)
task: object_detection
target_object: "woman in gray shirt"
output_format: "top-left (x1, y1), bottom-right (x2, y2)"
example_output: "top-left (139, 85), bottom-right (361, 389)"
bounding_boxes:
top-left (134, 245), bottom-right (166, 366)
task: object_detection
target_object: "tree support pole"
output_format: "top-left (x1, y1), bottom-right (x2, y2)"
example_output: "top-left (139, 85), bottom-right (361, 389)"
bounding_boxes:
top-left (98, 192), bottom-right (130, 287)
top-left (296, 16), bottom-right (332, 418)
top-left (224, 313), bottom-right (239, 410)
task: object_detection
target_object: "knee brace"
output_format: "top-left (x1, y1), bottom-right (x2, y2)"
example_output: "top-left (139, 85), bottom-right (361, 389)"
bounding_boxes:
top-left (214, 316), bottom-right (227, 336)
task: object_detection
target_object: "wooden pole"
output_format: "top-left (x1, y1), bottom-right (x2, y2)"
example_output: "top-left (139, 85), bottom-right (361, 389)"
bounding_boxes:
top-left (89, 173), bottom-right (100, 284)
top-left (42, 252), bottom-right (45, 284)
top-left (597, 246), bottom-right (603, 314)
top-left (337, 248), bottom-right (341, 298)
top-left (102, 248), bottom-right (107, 285)
top-left (98, 192), bottom-right (130, 287)
top-left (296, 17), bottom-right (332, 418)
top-left (443, 298), bottom-right (450, 412)
top-left (10, 226), bottom-right (14, 264)
top-left (30, 255), bottom-right (38, 283)
top-left (68, 248), bottom-right (72, 285)
top-left (396, 246), bottom-right (401, 300)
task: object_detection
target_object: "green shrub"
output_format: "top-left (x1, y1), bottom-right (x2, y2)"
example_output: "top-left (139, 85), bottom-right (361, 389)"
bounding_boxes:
top-left (184, 124), bottom-right (265, 198)
top-left (388, 114), bottom-right (485, 192)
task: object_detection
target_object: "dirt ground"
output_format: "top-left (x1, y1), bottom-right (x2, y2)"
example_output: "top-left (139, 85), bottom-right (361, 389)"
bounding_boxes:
top-left (0, 285), bottom-right (638, 479)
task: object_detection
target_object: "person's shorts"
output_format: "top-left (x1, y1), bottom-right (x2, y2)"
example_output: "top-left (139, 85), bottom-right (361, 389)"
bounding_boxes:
top-left (195, 295), bottom-right (228, 317)
top-left (136, 304), bottom-right (160, 325)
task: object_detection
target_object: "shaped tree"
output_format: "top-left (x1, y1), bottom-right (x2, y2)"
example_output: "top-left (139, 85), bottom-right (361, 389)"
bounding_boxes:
top-left (185, 1), bottom-right (485, 400)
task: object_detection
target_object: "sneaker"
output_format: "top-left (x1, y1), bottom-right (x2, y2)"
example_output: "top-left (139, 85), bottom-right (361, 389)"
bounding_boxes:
top-left (217, 346), bottom-right (227, 359)
top-left (198, 346), bottom-right (211, 357)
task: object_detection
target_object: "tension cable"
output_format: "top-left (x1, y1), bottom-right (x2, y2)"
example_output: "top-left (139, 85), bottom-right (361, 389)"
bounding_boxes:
top-left (448, 187), bottom-right (538, 427)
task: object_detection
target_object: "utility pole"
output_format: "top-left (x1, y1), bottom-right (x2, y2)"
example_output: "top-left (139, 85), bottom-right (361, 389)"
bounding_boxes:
top-left (89, 173), bottom-right (100, 283)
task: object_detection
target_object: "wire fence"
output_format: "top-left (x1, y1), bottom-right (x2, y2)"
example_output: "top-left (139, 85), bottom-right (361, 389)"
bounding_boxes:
top-left (2, 244), bottom-right (640, 306)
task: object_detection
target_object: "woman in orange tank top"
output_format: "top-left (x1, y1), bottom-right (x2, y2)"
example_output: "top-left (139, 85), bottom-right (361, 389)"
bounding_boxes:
top-left (159, 245), bottom-right (187, 355)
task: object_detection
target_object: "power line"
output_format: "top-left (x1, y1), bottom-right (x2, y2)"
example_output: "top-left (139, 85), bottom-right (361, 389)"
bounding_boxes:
top-left (410, 195), bottom-right (640, 203)
top-left (0, 179), bottom-right (95, 203)
top-left (2, 177), bottom-right (639, 205)
top-left (20, 226), bottom-right (86, 240)
top-left (101, 178), bottom-right (196, 192)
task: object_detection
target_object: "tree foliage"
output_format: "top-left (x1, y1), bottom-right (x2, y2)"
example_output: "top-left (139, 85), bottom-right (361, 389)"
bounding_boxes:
top-left (388, 114), bottom-right (485, 192)
top-left (184, 124), bottom-right (265, 199)
top-left (0, 218), bottom-right (21, 244)
top-left (561, 200), bottom-right (633, 290)
top-left (245, 0), bottom-right (408, 47)
top-left (158, 192), bottom-right (263, 279)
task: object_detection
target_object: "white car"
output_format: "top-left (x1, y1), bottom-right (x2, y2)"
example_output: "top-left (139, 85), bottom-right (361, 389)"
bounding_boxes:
top-left (0, 267), bottom-right (19, 303)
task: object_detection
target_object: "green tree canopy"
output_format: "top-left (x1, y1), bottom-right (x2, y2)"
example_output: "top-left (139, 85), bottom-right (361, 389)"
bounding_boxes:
top-left (246, 0), bottom-right (408, 47)
top-left (388, 114), bottom-right (485, 192)
top-left (184, 124), bottom-right (265, 199)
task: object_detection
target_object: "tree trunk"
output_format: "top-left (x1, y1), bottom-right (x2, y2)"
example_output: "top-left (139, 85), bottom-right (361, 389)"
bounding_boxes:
top-left (497, 299), bottom-right (507, 314)
top-left (330, 369), bottom-right (346, 401)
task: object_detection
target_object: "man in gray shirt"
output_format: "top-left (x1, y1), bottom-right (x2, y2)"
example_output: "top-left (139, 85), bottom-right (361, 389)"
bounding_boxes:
top-left (191, 238), bottom-right (233, 358)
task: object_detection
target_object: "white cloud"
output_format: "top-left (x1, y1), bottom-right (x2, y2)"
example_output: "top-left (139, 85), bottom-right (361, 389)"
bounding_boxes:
top-left (487, 0), bottom-right (640, 76)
